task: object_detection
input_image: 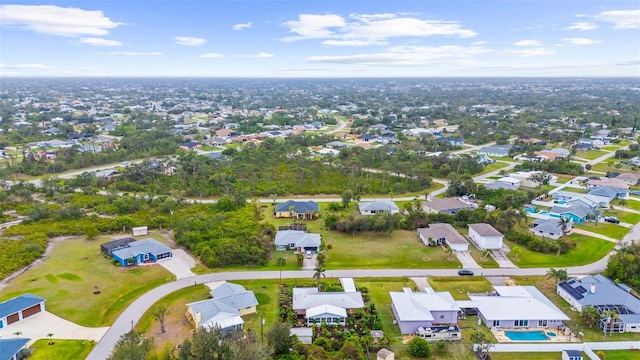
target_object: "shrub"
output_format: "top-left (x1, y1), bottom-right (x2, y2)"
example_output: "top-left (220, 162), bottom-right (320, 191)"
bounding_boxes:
top-left (408, 337), bottom-right (431, 358)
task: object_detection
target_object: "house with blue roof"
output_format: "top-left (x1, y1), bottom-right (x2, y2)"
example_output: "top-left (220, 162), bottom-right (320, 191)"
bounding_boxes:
top-left (110, 238), bottom-right (172, 267)
top-left (557, 274), bottom-right (640, 333)
top-left (0, 338), bottom-right (30, 360)
top-left (0, 294), bottom-right (45, 329)
top-left (549, 203), bottom-right (591, 224)
top-left (588, 186), bottom-right (629, 200)
top-left (274, 200), bottom-right (319, 220)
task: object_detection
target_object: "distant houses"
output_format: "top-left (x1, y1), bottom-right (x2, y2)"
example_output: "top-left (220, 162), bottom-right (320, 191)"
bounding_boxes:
top-left (274, 200), bottom-right (319, 220)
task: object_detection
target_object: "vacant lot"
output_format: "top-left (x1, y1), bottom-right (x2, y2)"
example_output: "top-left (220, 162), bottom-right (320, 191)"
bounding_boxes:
top-left (505, 233), bottom-right (615, 268)
top-left (0, 236), bottom-right (173, 327)
top-left (576, 150), bottom-right (609, 160)
top-left (427, 276), bottom-right (493, 300)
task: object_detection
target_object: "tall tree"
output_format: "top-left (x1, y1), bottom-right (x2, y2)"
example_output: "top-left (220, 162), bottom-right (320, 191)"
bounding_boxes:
top-left (178, 327), bottom-right (231, 360)
top-left (150, 304), bottom-right (171, 334)
top-left (108, 331), bottom-right (154, 360)
top-left (267, 321), bottom-right (292, 356)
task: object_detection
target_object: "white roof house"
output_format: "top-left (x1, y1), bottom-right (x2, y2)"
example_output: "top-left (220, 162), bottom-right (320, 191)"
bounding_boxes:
top-left (292, 288), bottom-right (365, 312)
top-left (390, 289), bottom-right (460, 334)
top-left (469, 286), bottom-right (569, 329)
top-left (358, 200), bottom-right (400, 215)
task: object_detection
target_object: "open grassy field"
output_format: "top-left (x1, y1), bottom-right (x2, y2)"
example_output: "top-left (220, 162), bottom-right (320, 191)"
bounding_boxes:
top-left (504, 233), bottom-right (615, 268)
top-left (427, 276), bottom-right (493, 300)
top-left (511, 276), bottom-right (640, 342)
top-left (478, 161), bottom-right (510, 175)
top-left (326, 230), bottom-right (461, 269)
top-left (603, 350), bottom-right (640, 360)
top-left (0, 236), bottom-right (173, 327)
top-left (553, 175), bottom-right (575, 184)
top-left (576, 150), bottom-right (609, 160)
top-left (573, 222), bottom-right (629, 239)
top-left (28, 339), bottom-right (94, 360)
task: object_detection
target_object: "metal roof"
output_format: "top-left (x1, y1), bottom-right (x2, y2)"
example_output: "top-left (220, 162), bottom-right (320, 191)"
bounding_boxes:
top-left (0, 294), bottom-right (45, 318)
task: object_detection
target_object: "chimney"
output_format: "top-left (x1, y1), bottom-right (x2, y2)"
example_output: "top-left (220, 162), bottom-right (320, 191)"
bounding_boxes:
top-left (590, 284), bottom-right (596, 294)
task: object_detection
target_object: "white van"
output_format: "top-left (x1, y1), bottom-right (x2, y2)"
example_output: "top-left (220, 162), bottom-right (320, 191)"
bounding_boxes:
top-left (305, 250), bottom-right (312, 259)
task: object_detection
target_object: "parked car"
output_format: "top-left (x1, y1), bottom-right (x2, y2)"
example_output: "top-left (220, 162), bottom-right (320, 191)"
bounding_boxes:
top-left (305, 250), bottom-right (312, 259)
top-left (458, 269), bottom-right (474, 276)
top-left (604, 217), bottom-right (620, 224)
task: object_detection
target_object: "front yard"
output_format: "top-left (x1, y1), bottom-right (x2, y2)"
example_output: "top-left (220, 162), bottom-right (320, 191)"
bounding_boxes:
top-left (427, 276), bottom-right (493, 300)
top-left (573, 222), bottom-right (629, 240)
top-left (28, 339), bottom-right (94, 360)
top-left (505, 233), bottom-right (615, 268)
top-left (0, 236), bottom-right (173, 327)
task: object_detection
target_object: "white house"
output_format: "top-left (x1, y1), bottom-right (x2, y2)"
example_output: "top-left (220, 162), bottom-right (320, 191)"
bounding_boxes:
top-left (468, 223), bottom-right (504, 250)
top-left (358, 199), bottom-right (400, 215)
top-left (507, 171), bottom-right (558, 188)
top-left (418, 223), bottom-right (469, 251)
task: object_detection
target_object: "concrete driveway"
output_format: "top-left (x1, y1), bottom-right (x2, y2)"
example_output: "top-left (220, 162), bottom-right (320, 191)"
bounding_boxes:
top-left (0, 311), bottom-right (108, 346)
top-left (302, 254), bottom-right (317, 270)
top-left (455, 251), bottom-right (481, 269)
top-left (158, 249), bottom-right (196, 279)
top-left (491, 250), bottom-right (517, 268)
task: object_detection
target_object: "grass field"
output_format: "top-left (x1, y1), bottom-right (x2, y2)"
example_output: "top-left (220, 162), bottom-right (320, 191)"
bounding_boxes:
top-left (616, 198), bottom-right (640, 211)
top-left (604, 209), bottom-right (640, 225)
top-left (28, 339), bottom-right (95, 360)
top-left (603, 350), bottom-right (640, 360)
top-left (478, 161), bottom-right (510, 175)
top-left (427, 276), bottom-right (493, 300)
top-left (468, 247), bottom-right (499, 268)
top-left (574, 222), bottom-right (629, 239)
top-left (489, 352), bottom-right (573, 360)
top-left (505, 233), bottom-right (615, 268)
top-left (576, 150), bottom-right (609, 160)
top-left (0, 236), bottom-right (173, 327)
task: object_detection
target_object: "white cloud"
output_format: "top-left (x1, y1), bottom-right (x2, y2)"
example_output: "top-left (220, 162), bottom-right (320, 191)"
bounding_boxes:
top-left (282, 12), bottom-right (476, 45)
top-left (564, 22), bottom-right (597, 31)
top-left (252, 52), bottom-right (274, 58)
top-left (79, 37), bottom-right (122, 46)
top-left (562, 38), bottom-right (601, 45)
top-left (197, 53), bottom-right (224, 58)
top-left (502, 47), bottom-right (556, 57)
top-left (0, 4), bottom-right (121, 37)
top-left (0, 63), bottom-right (53, 69)
top-left (174, 36), bottom-right (206, 46)
top-left (472, 41), bottom-right (488, 46)
top-left (97, 51), bottom-right (162, 56)
top-left (233, 22), bottom-right (252, 31)
top-left (307, 44), bottom-right (490, 65)
top-left (598, 9), bottom-right (640, 29)
top-left (514, 40), bottom-right (542, 47)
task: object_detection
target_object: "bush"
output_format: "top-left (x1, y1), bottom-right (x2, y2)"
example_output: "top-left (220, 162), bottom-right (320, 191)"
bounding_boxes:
top-left (408, 337), bottom-right (431, 358)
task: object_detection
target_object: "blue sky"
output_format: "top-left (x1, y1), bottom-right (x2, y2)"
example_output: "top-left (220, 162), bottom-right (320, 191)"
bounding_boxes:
top-left (1, 0), bottom-right (639, 77)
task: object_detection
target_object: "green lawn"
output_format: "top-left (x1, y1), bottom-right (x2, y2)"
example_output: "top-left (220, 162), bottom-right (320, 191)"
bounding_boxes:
top-left (617, 199), bottom-right (640, 211)
top-left (28, 339), bottom-right (95, 360)
top-left (559, 187), bottom-right (586, 193)
top-left (574, 222), bottom-right (629, 239)
top-left (576, 150), bottom-right (609, 160)
top-left (603, 350), bottom-right (640, 360)
top-left (490, 352), bottom-right (573, 360)
top-left (554, 175), bottom-right (575, 184)
top-left (326, 230), bottom-right (461, 269)
top-left (468, 247), bottom-right (499, 268)
top-left (603, 208), bottom-right (640, 225)
top-left (427, 276), bottom-right (493, 300)
top-left (0, 236), bottom-right (173, 327)
top-left (478, 162), bottom-right (510, 175)
top-left (355, 277), bottom-right (415, 346)
top-left (505, 233), bottom-right (615, 268)
top-left (235, 279), bottom-right (282, 338)
top-left (512, 276), bottom-right (640, 342)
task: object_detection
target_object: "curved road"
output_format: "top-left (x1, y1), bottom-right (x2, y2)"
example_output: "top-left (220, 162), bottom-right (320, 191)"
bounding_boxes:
top-left (88, 259), bottom-right (612, 359)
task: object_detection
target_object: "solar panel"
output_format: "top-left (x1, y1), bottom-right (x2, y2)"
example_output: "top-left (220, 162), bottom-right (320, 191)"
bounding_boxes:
top-left (568, 279), bottom-right (576, 284)
top-left (559, 282), bottom-right (584, 300)
top-left (575, 286), bottom-right (587, 293)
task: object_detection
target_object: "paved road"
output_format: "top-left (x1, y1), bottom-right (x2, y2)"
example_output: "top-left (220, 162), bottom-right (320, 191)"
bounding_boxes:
top-left (87, 260), bottom-right (611, 359)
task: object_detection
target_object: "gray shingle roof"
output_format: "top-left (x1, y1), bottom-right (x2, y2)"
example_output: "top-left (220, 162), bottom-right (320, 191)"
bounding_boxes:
top-left (275, 200), bottom-right (319, 213)
top-left (111, 238), bottom-right (171, 259)
top-left (274, 231), bottom-right (321, 248)
top-left (210, 282), bottom-right (259, 309)
top-left (358, 199), bottom-right (399, 212)
top-left (469, 223), bottom-right (502, 237)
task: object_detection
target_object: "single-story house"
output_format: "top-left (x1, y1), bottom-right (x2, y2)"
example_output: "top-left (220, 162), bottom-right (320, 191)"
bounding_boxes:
top-left (469, 286), bottom-right (569, 329)
top-left (0, 338), bottom-right (30, 360)
top-left (530, 218), bottom-right (572, 240)
top-left (549, 203), bottom-right (591, 224)
top-left (292, 287), bottom-right (364, 325)
top-left (94, 169), bottom-right (119, 180)
top-left (483, 181), bottom-right (519, 191)
top-left (562, 350), bottom-right (583, 360)
top-left (557, 274), bottom-right (640, 333)
top-left (110, 238), bottom-right (172, 267)
top-left (274, 200), bottom-right (319, 220)
top-left (390, 288), bottom-right (460, 334)
top-left (615, 173), bottom-right (640, 186)
top-left (468, 223), bottom-right (503, 250)
top-left (179, 141), bottom-right (201, 150)
top-left (209, 282), bottom-right (259, 316)
top-left (507, 171), bottom-right (557, 188)
top-left (186, 299), bottom-right (244, 334)
top-left (100, 237), bottom-right (136, 256)
top-left (325, 141), bottom-right (350, 149)
top-left (0, 294), bottom-right (46, 329)
top-left (588, 186), bottom-right (629, 200)
top-left (568, 194), bottom-right (611, 209)
top-left (290, 327), bottom-right (313, 344)
top-left (438, 137), bottom-right (464, 146)
top-left (476, 145), bottom-right (512, 157)
top-left (587, 178), bottom-right (629, 190)
top-left (274, 230), bottom-right (321, 253)
top-left (358, 199), bottom-right (400, 215)
top-left (422, 197), bottom-right (476, 214)
top-left (418, 223), bottom-right (469, 251)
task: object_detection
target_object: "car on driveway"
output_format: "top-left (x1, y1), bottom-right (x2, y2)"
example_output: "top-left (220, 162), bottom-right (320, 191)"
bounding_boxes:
top-left (458, 269), bottom-right (474, 276)
top-left (604, 216), bottom-right (620, 224)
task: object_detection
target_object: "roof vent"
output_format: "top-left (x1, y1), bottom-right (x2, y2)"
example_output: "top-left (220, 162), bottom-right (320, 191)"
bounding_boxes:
top-left (590, 284), bottom-right (596, 293)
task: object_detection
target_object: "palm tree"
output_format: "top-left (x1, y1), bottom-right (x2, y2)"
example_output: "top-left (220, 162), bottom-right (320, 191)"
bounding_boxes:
top-left (558, 216), bottom-right (571, 236)
top-left (312, 266), bottom-right (326, 291)
top-left (47, 332), bottom-right (55, 345)
top-left (604, 310), bottom-right (621, 337)
top-left (546, 268), bottom-right (568, 283)
top-left (511, 246), bottom-right (521, 261)
top-left (13, 331), bottom-right (22, 338)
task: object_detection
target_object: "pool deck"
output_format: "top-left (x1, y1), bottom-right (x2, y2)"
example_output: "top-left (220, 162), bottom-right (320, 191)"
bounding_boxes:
top-left (492, 328), bottom-right (581, 343)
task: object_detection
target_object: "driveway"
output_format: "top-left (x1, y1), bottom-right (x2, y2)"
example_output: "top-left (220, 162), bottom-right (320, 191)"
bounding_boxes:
top-left (455, 251), bottom-right (481, 269)
top-left (491, 249), bottom-right (518, 268)
top-left (302, 254), bottom-right (317, 270)
top-left (158, 249), bottom-right (196, 279)
top-left (0, 311), bottom-right (109, 347)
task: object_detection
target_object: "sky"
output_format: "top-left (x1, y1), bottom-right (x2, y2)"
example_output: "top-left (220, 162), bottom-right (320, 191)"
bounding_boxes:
top-left (0, 0), bottom-right (639, 78)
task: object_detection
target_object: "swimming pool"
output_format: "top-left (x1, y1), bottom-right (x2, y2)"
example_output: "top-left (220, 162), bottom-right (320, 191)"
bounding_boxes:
top-left (504, 330), bottom-right (549, 341)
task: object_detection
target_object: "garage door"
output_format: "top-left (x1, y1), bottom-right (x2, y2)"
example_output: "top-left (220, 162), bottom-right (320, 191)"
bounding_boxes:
top-left (21, 304), bottom-right (42, 318)
top-left (7, 313), bottom-right (19, 325)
